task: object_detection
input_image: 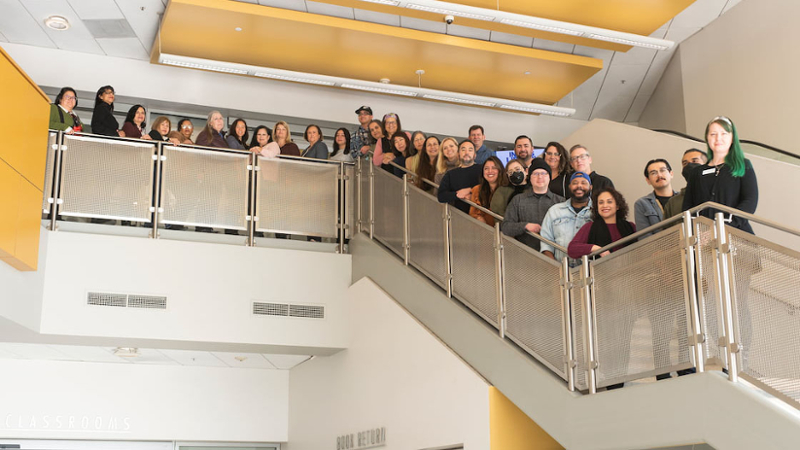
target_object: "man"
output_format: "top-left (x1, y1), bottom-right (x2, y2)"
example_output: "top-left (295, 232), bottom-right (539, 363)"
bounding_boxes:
top-left (469, 125), bottom-right (495, 165)
top-left (663, 149), bottom-right (708, 218)
top-left (513, 135), bottom-right (534, 169)
top-left (437, 140), bottom-right (482, 214)
top-left (351, 106), bottom-right (373, 157)
top-left (501, 159), bottom-right (564, 250)
top-left (540, 172), bottom-right (593, 267)
top-left (568, 145), bottom-right (613, 194)
top-left (634, 159), bottom-right (678, 237)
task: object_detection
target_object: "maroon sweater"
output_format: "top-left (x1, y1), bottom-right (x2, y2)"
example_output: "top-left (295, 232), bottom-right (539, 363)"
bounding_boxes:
top-left (568, 221), bottom-right (636, 259)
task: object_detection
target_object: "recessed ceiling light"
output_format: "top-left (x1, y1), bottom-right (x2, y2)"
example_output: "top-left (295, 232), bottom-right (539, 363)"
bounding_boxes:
top-left (235, 27), bottom-right (242, 32)
top-left (44, 15), bottom-right (70, 31)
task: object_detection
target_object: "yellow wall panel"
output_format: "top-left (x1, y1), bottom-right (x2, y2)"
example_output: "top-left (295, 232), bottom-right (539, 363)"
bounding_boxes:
top-left (0, 161), bottom-right (20, 259)
top-left (13, 176), bottom-right (43, 271)
top-left (0, 47), bottom-right (50, 191)
top-left (489, 387), bottom-right (564, 450)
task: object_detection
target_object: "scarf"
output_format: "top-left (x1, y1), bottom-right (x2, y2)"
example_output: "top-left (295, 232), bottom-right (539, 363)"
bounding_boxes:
top-left (587, 218), bottom-right (635, 251)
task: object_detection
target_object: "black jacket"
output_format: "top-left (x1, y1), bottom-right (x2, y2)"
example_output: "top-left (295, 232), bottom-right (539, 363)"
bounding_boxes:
top-left (682, 159), bottom-right (758, 233)
top-left (91, 102), bottom-right (119, 137)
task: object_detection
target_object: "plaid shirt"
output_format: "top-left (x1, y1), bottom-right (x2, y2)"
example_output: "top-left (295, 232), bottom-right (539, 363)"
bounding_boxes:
top-left (351, 125), bottom-right (370, 158)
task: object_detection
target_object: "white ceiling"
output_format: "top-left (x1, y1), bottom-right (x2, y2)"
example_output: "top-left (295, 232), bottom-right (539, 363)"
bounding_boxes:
top-left (0, 342), bottom-right (311, 370)
top-left (0, 0), bottom-right (743, 123)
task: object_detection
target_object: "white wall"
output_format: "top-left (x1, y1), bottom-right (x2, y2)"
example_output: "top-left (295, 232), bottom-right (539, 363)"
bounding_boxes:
top-left (638, 47), bottom-right (686, 133)
top-left (1, 43), bottom-right (586, 146)
top-left (0, 359), bottom-right (288, 442)
top-left (287, 278), bottom-right (490, 450)
top-left (0, 228), bottom-right (48, 332)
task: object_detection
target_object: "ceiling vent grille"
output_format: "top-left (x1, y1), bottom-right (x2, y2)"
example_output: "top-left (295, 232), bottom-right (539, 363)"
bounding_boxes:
top-left (87, 292), bottom-right (167, 310)
top-left (253, 302), bottom-right (324, 319)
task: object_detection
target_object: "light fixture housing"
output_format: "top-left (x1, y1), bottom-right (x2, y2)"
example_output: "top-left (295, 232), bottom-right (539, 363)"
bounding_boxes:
top-left (112, 347), bottom-right (140, 358)
top-left (44, 15), bottom-right (70, 31)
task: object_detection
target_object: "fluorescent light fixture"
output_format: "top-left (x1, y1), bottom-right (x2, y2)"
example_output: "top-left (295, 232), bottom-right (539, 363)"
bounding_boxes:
top-left (161, 59), bottom-right (249, 75)
top-left (586, 34), bottom-right (670, 50)
top-left (499, 18), bottom-right (583, 36)
top-left (254, 72), bottom-right (336, 86)
top-left (340, 83), bottom-right (418, 97)
top-left (362, 0), bottom-right (400, 5)
top-left (423, 94), bottom-right (495, 107)
top-left (499, 104), bottom-right (574, 117)
top-left (113, 347), bottom-right (140, 358)
top-left (406, 3), bottom-right (495, 21)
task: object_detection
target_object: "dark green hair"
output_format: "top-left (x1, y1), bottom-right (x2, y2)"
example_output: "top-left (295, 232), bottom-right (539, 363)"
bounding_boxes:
top-left (705, 116), bottom-right (745, 177)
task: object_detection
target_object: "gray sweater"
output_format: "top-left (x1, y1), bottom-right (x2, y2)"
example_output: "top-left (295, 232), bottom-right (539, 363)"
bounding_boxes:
top-left (303, 141), bottom-right (329, 160)
top-left (501, 189), bottom-right (564, 250)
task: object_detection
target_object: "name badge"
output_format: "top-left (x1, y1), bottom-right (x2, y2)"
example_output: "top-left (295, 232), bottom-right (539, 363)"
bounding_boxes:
top-left (702, 168), bottom-right (716, 175)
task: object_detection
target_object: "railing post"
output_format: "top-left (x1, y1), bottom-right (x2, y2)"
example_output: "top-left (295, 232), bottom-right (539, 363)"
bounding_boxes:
top-left (247, 153), bottom-right (258, 247)
top-left (356, 158), bottom-right (363, 234)
top-left (50, 131), bottom-right (64, 232)
top-left (443, 203), bottom-right (453, 298)
top-left (681, 211), bottom-right (705, 373)
top-left (369, 161), bottom-right (374, 240)
top-left (338, 161), bottom-right (347, 254)
top-left (714, 212), bottom-right (741, 381)
top-left (494, 222), bottom-right (506, 338)
top-left (402, 174), bottom-right (410, 265)
top-left (561, 257), bottom-right (577, 392)
top-left (581, 255), bottom-right (598, 394)
top-left (150, 141), bottom-right (163, 239)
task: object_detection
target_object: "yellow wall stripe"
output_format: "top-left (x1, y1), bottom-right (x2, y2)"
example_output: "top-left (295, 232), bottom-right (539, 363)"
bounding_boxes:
top-left (489, 386), bottom-right (564, 450)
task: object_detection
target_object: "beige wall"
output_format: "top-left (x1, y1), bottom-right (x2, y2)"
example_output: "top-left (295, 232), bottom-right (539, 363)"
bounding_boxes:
top-left (640, 0), bottom-right (799, 155)
top-left (638, 48), bottom-right (686, 133)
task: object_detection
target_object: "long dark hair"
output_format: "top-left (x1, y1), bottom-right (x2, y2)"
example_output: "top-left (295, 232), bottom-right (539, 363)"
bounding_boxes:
top-left (368, 119), bottom-right (385, 145)
top-left (545, 141), bottom-right (569, 176)
top-left (94, 85), bottom-right (115, 110)
top-left (124, 105), bottom-right (146, 128)
top-left (410, 130), bottom-right (425, 157)
top-left (331, 127), bottom-right (351, 157)
top-left (249, 125), bottom-right (273, 148)
top-left (382, 112), bottom-right (402, 137)
top-left (392, 132), bottom-right (411, 157)
top-left (227, 118), bottom-right (250, 148)
top-left (477, 156), bottom-right (507, 208)
top-left (54, 87), bottom-right (78, 108)
top-left (415, 137), bottom-right (439, 191)
top-left (591, 187), bottom-right (629, 223)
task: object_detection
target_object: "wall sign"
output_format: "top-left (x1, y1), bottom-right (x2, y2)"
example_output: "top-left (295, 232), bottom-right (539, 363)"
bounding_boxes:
top-left (2, 414), bottom-right (131, 433)
top-left (336, 427), bottom-right (386, 450)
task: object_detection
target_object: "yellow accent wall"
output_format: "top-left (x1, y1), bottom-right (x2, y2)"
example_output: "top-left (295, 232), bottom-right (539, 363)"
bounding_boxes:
top-left (489, 387), bottom-right (564, 450)
top-left (0, 46), bottom-right (49, 271)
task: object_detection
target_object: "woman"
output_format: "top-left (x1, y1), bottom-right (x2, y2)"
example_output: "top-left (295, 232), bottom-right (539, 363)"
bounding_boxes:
top-left (568, 187), bottom-right (636, 259)
top-left (121, 105), bottom-right (148, 139)
top-left (49, 87), bottom-right (83, 133)
top-left (177, 119), bottom-right (195, 145)
top-left (414, 136), bottom-right (440, 192)
top-left (433, 137), bottom-right (459, 185)
top-left (405, 131), bottom-right (427, 171)
top-left (329, 128), bottom-right (352, 162)
top-left (149, 116), bottom-right (180, 145)
top-left (91, 85), bottom-right (123, 137)
top-left (368, 119), bottom-right (391, 167)
top-left (682, 116), bottom-right (758, 233)
top-left (273, 121), bottom-right (300, 156)
top-left (249, 125), bottom-right (278, 157)
top-left (302, 124), bottom-right (329, 160)
top-left (387, 133), bottom-right (411, 178)
top-left (469, 156), bottom-right (506, 226)
top-left (544, 141), bottom-right (571, 198)
top-left (490, 159), bottom-right (528, 217)
top-left (195, 111), bottom-right (229, 148)
top-left (226, 118), bottom-right (250, 150)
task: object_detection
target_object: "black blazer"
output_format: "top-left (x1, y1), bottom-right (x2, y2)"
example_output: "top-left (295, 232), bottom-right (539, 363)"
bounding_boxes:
top-left (91, 102), bottom-right (119, 137)
top-left (683, 159), bottom-right (758, 233)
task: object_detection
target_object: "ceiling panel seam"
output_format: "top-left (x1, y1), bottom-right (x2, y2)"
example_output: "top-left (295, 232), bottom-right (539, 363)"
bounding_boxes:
top-left (17, 0), bottom-right (59, 50)
top-left (587, 51), bottom-right (616, 120)
top-left (621, 49), bottom-right (659, 123)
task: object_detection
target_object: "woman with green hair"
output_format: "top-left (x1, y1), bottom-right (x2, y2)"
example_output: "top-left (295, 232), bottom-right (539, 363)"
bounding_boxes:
top-left (682, 116), bottom-right (758, 233)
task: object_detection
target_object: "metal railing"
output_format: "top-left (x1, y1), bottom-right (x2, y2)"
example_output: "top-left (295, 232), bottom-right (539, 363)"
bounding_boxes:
top-left (42, 131), bottom-right (354, 253)
top-left (357, 157), bottom-right (800, 407)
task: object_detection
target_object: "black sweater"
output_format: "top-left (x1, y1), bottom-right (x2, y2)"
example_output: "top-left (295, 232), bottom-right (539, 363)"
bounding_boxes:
top-left (437, 164), bottom-right (483, 214)
top-left (682, 159), bottom-right (758, 233)
top-left (91, 102), bottom-right (119, 137)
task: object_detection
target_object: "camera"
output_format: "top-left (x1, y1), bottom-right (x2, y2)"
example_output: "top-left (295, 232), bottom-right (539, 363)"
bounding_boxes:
top-left (444, 15), bottom-right (454, 25)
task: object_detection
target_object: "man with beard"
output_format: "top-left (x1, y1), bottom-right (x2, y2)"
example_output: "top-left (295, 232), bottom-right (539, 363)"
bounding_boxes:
top-left (438, 140), bottom-right (482, 214)
top-left (663, 149), bottom-right (707, 218)
top-left (634, 159), bottom-right (678, 237)
top-left (513, 135), bottom-right (534, 169)
top-left (540, 172), bottom-right (593, 267)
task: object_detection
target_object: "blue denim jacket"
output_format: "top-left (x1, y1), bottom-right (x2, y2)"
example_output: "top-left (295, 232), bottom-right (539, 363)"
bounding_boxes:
top-left (540, 198), bottom-right (593, 267)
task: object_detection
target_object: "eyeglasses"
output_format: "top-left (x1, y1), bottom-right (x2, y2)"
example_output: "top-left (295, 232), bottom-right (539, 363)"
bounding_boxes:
top-left (63, 95), bottom-right (76, 101)
top-left (544, 152), bottom-right (560, 157)
top-left (648, 167), bottom-right (671, 177)
top-left (570, 153), bottom-right (590, 162)
top-left (181, 125), bottom-right (193, 129)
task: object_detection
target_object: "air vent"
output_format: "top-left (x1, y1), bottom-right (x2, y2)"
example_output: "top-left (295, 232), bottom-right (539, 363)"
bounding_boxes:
top-left (83, 19), bottom-right (137, 39)
top-left (253, 302), bottom-right (324, 319)
top-left (87, 292), bottom-right (167, 310)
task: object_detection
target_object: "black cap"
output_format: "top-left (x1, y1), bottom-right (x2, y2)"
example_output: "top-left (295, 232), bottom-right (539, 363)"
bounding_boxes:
top-left (528, 158), bottom-right (551, 178)
top-left (355, 106), bottom-right (373, 115)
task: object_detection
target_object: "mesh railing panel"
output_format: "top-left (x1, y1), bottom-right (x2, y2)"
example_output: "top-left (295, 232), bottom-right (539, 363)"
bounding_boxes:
top-left (591, 226), bottom-right (693, 387)
top-left (344, 164), bottom-right (354, 239)
top-left (407, 186), bottom-right (447, 286)
top-left (160, 146), bottom-right (249, 230)
top-left (59, 135), bottom-right (155, 222)
top-left (43, 132), bottom-right (57, 214)
top-left (570, 268), bottom-right (588, 390)
top-left (696, 217), bottom-right (724, 366)
top-left (359, 159), bottom-right (370, 233)
top-left (727, 228), bottom-right (800, 406)
top-left (372, 169), bottom-right (404, 256)
top-left (255, 157), bottom-right (339, 237)
top-left (503, 236), bottom-right (566, 379)
top-left (450, 209), bottom-right (498, 327)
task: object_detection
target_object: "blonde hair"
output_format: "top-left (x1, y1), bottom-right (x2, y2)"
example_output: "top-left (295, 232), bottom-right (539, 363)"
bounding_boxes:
top-left (436, 137), bottom-right (459, 174)
top-left (272, 120), bottom-right (293, 144)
